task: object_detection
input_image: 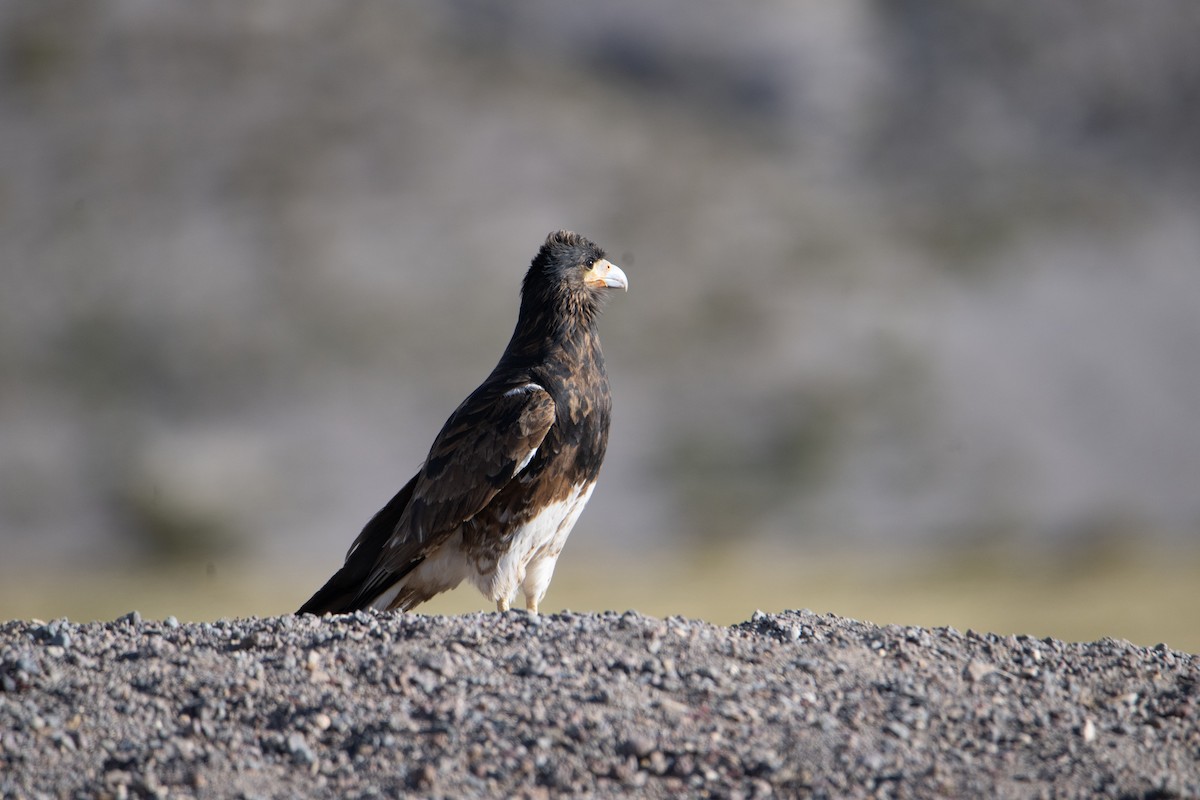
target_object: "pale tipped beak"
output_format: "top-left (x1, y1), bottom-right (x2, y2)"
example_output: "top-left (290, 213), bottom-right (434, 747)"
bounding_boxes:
top-left (587, 259), bottom-right (629, 291)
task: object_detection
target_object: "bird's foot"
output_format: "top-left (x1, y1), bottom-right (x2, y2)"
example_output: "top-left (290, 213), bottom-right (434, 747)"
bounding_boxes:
top-left (496, 599), bottom-right (511, 613)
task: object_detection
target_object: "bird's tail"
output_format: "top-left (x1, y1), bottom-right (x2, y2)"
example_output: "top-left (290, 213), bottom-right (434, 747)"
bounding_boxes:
top-left (296, 565), bottom-right (369, 615)
top-left (297, 476), bottom-right (418, 615)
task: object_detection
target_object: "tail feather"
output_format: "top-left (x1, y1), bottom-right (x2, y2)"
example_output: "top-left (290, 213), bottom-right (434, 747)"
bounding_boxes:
top-left (297, 475), bottom-right (418, 615)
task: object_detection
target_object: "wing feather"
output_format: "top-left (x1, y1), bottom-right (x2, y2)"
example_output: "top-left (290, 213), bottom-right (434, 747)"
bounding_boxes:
top-left (349, 383), bottom-right (556, 606)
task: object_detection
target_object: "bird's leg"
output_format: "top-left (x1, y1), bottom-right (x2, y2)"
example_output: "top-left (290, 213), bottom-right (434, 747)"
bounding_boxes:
top-left (496, 598), bottom-right (510, 613)
top-left (525, 595), bottom-right (539, 615)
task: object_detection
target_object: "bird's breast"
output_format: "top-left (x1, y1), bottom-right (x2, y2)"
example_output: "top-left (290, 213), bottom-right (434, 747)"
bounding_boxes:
top-left (464, 480), bottom-right (596, 602)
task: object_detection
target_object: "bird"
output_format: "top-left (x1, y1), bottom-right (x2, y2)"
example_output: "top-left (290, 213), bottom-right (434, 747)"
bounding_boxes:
top-left (298, 230), bottom-right (627, 616)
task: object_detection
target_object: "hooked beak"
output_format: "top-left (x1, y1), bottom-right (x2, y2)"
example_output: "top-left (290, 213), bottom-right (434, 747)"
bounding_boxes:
top-left (585, 258), bottom-right (629, 291)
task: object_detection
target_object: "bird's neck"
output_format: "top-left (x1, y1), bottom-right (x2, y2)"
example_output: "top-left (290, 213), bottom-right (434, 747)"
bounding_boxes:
top-left (502, 303), bottom-right (601, 369)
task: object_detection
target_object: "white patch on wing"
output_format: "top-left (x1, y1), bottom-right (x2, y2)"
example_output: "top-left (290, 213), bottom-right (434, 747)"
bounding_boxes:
top-left (504, 382), bottom-right (546, 478)
top-left (513, 446), bottom-right (538, 475)
top-left (472, 481), bottom-right (596, 609)
top-left (503, 382), bottom-right (544, 398)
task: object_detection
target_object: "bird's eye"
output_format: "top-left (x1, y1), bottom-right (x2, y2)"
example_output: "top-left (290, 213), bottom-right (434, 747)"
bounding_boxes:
top-left (584, 257), bottom-right (596, 268)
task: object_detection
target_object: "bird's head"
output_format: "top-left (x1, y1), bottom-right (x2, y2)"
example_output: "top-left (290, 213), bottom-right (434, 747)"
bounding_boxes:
top-left (521, 231), bottom-right (628, 323)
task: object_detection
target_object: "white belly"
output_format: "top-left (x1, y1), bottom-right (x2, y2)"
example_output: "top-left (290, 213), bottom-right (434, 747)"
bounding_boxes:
top-left (473, 481), bottom-right (595, 608)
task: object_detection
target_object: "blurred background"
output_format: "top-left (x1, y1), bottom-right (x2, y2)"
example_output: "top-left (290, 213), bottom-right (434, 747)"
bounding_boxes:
top-left (2, 0), bottom-right (1199, 649)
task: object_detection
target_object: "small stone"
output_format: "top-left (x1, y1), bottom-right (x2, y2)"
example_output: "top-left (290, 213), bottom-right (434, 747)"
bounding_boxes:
top-left (408, 762), bottom-right (437, 790)
top-left (286, 732), bottom-right (316, 766)
top-left (965, 661), bottom-right (997, 682)
top-left (232, 632), bottom-right (261, 650)
top-left (1081, 719), bottom-right (1097, 743)
top-left (117, 611), bottom-right (142, 626)
top-left (620, 735), bottom-right (655, 759)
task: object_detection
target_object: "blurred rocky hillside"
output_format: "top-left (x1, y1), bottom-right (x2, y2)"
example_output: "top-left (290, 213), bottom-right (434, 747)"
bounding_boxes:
top-left (2, 0), bottom-right (1199, 568)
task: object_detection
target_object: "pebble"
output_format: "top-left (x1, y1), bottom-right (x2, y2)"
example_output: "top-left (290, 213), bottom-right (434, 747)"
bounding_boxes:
top-left (286, 732), bottom-right (316, 766)
top-left (620, 734), bottom-right (656, 759)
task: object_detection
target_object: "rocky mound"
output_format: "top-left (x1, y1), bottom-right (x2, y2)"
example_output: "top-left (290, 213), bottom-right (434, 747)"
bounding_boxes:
top-left (2, 610), bottom-right (1197, 798)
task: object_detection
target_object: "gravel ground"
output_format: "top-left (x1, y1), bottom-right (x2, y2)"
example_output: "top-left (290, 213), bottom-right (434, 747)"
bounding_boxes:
top-left (2, 609), bottom-right (1197, 799)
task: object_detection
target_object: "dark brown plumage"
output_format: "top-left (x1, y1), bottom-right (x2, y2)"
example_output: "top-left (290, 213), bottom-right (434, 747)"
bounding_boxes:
top-left (298, 231), bottom-right (627, 615)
